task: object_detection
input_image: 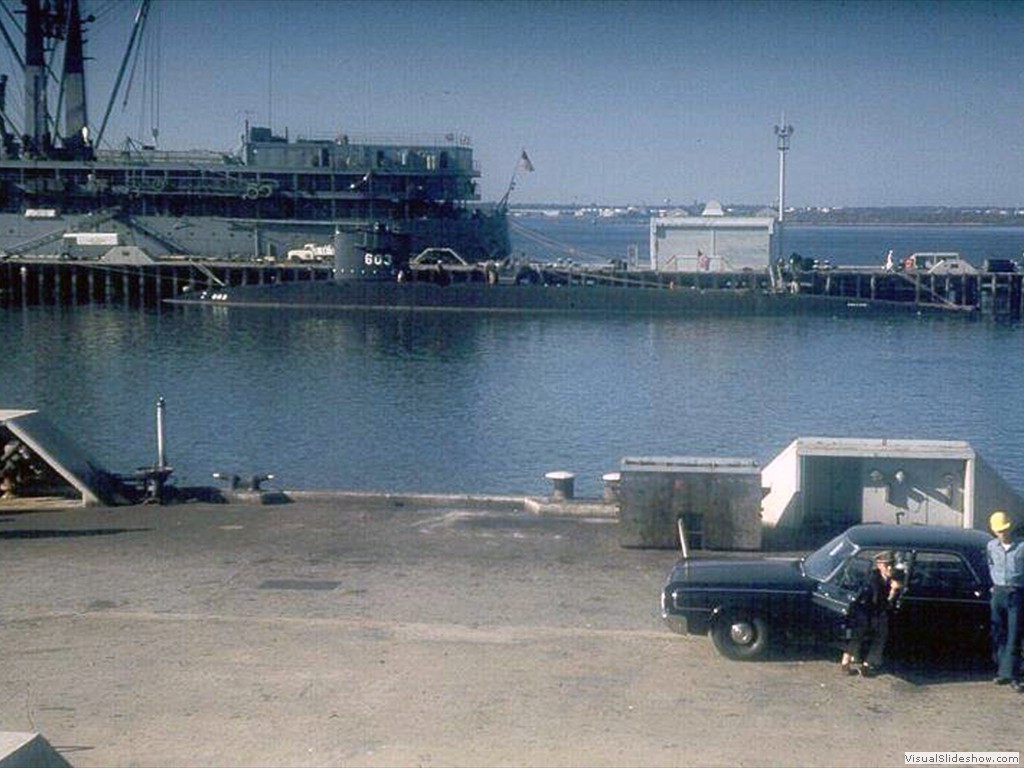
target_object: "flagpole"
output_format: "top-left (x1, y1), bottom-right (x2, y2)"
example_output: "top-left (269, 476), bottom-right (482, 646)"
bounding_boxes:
top-left (499, 149), bottom-right (532, 209)
top-left (499, 157), bottom-right (521, 209)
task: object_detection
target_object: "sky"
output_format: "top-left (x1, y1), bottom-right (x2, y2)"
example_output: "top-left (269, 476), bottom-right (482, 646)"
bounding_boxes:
top-left (3, 0), bottom-right (1024, 208)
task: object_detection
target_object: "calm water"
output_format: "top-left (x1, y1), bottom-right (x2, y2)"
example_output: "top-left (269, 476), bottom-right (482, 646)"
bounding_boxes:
top-left (5, 221), bottom-right (1024, 498)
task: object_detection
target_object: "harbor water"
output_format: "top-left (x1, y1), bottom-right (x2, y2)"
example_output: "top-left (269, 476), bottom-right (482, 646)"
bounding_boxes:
top-left (4, 220), bottom-right (1024, 499)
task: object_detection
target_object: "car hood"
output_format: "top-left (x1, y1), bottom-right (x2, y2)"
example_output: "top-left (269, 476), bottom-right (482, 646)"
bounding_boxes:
top-left (665, 557), bottom-right (810, 591)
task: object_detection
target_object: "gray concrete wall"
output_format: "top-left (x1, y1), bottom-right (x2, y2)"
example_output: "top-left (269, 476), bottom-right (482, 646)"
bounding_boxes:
top-left (618, 457), bottom-right (762, 550)
top-left (973, 455), bottom-right (1024, 530)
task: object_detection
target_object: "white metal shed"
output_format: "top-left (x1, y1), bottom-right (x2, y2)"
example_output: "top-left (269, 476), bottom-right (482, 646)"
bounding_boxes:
top-left (761, 437), bottom-right (1022, 533)
top-left (649, 204), bottom-right (775, 273)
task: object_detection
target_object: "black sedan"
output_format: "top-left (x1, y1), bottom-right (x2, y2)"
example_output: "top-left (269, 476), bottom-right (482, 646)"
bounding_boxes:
top-left (661, 524), bottom-right (993, 661)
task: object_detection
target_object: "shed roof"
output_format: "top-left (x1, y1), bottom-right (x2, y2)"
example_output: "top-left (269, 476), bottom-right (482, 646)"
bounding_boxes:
top-left (790, 437), bottom-right (975, 460)
top-left (0, 409), bottom-right (38, 421)
top-left (1, 409), bottom-right (113, 505)
top-left (651, 216), bottom-right (776, 231)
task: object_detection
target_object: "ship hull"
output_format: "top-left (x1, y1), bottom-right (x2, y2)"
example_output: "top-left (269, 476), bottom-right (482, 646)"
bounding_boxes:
top-left (167, 280), bottom-right (968, 317)
top-left (0, 209), bottom-right (509, 263)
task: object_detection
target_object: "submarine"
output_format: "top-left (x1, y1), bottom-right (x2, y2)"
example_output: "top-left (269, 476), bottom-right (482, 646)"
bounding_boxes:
top-left (165, 221), bottom-right (963, 318)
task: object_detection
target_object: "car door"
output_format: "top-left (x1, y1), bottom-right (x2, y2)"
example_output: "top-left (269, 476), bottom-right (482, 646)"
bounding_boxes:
top-left (890, 549), bottom-right (990, 663)
top-left (810, 552), bottom-right (874, 643)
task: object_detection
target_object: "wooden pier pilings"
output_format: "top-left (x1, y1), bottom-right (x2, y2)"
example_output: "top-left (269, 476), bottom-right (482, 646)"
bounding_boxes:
top-left (783, 267), bottom-right (1024, 320)
top-left (0, 258), bottom-right (333, 309)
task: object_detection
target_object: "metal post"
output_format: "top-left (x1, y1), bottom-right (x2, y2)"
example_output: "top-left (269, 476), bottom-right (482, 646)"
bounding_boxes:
top-left (156, 396), bottom-right (166, 470)
top-left (677, 517), bottom-right (689, 559)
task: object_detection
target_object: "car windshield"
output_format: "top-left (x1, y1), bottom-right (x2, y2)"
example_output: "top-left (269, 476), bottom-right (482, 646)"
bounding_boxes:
top-left (802, 533), bottom-right (858, 582)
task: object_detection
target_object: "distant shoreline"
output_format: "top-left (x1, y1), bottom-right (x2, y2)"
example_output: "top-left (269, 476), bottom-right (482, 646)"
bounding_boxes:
top-left (510, 205), bottom-right (1024, 227)
top-left (785, 220), bottom-right (1024, 227)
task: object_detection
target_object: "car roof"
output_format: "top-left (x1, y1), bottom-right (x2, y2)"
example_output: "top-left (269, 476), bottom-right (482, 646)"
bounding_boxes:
top-left (843, 523), bottom-right (991, 551)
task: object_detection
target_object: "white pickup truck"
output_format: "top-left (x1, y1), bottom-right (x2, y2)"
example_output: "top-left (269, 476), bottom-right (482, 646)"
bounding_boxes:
top-left (286, 243), bottom-right (335, 262)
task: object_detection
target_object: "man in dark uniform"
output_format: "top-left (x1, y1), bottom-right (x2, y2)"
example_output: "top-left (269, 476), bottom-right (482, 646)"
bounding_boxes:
top-left (839, 551), bottom-right (904, 676)
top-left (986, 510), bottom-right (1024, 689)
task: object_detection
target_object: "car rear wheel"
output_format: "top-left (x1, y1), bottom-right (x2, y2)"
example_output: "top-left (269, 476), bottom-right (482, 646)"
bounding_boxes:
top-left (710, 613), bottom-right (770, 660)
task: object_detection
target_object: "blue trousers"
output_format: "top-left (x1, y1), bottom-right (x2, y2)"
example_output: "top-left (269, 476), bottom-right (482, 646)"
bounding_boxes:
top-left (991, 587), bottom-right (1023, 681)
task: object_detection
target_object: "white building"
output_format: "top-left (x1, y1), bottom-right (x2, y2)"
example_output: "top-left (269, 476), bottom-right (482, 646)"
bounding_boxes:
top-left (761, 437), bottom-right (1024, 533)
top-left (649, 201), bottom-right (776, 273)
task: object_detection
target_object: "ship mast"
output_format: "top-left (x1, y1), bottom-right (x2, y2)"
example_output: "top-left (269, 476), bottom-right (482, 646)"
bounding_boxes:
top-left (19, 0), bottom-right (93, 159)
top-left (22, 0), bottom-right (47, 155)
top-left (62, 0), bottom-right (88, 153)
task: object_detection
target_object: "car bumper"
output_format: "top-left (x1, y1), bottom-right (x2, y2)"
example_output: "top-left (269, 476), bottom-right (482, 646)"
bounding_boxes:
top-left (661, 589), bottom-right (709, 635)
top-left (662, 612), bottom-right (689, 635)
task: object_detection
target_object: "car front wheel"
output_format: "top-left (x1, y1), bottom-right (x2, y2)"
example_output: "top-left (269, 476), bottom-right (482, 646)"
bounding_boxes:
top-left (710, 613), bottom-right (770, 660)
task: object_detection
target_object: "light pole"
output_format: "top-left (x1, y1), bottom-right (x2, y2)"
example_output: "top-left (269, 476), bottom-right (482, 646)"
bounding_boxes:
top-left (773, 119), bottom-right (794, 266)
top-left (774, 119), bottom-right (794, 222)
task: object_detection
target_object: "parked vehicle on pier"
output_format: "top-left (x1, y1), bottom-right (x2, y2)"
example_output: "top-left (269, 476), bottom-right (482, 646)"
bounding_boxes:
top-left (982, 258), bottom-right (1018, 274)
top-left (661, 524), bottom-right (992, 662)
top-left (286, 243), bottom-right (335, 262)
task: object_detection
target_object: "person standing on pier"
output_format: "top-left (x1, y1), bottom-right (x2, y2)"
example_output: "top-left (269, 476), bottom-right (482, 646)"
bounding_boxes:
top-left (986, 510), bottom-right (1024, 690)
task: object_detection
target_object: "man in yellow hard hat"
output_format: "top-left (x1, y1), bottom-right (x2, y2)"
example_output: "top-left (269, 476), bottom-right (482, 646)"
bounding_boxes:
top-left (986, 510), bottom-right (1024, 689)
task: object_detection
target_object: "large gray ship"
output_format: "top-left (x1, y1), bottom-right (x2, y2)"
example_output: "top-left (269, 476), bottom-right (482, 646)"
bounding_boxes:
top-left (0, 0), bottom-right (509, 263)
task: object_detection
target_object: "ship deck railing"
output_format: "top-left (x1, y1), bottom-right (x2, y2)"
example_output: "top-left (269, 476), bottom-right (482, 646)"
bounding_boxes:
top-left (93, 149), bottom-right (236, 166)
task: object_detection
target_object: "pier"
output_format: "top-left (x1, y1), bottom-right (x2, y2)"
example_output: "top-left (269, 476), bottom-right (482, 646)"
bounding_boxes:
top-left (1, 496), bottom-right (1018, 767)
top-left (2, 256), bottom-right (1024, 319)
top-left (0, 257), bottom-right (333, 309)
top-left (781, 265), bottom-right (1024, 319)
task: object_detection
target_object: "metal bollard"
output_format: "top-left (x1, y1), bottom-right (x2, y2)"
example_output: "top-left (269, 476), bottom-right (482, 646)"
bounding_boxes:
top-left (602, 471), bottom-right (621, 502)
top-left (544, 470), bottom-right (575, 502)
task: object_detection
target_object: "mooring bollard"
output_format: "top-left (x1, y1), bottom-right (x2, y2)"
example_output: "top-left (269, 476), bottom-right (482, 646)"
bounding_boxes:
top-left (602, 471), bottom-right (621, 502)
top-left (544, 470), bottom-right (575, 502)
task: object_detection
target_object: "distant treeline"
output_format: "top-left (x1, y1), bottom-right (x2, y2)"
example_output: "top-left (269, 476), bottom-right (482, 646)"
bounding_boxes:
top-left (513, 204), bottom-right (1024, 225)
top-left (786, 207), bottom-right (1024, 225)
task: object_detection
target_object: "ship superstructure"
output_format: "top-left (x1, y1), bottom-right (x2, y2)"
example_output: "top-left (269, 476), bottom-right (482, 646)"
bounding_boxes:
top-left (0, 0), bottom-right (509, 263)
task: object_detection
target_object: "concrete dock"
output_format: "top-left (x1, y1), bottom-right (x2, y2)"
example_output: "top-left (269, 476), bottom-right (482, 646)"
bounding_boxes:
top-left (1, 494), bottom-right (1022, 767)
